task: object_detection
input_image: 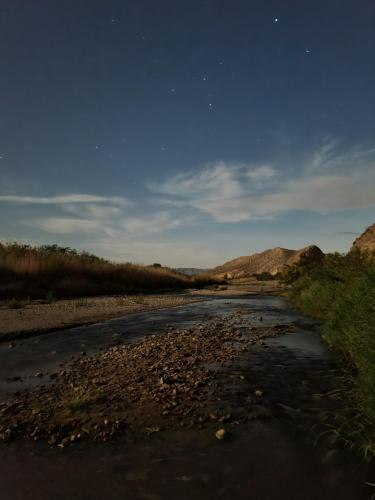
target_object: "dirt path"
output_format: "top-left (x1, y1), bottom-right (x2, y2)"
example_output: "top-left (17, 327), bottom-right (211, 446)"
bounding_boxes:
top-left (0, 295), bottom-right (373, 499)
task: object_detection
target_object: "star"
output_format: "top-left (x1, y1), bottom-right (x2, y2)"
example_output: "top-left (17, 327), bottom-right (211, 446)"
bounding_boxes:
top-left (95, 145), bottom-right (100, 150)
top-left (170, 88), bottom-right (176, 93)
top-left (305, 49), bottom-right (311, 54)
top-left (274, 17), bottom-right (279, 23)
top-left (111, 18), bottom-right (116, 23)
top-left (208, 103), bottom-right (213, 108)
top-left (202, 76), bottom-right (207, 81)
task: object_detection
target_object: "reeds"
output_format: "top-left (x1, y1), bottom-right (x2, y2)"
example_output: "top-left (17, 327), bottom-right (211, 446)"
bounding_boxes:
top-left (0, 243), bottom-right (216, 299)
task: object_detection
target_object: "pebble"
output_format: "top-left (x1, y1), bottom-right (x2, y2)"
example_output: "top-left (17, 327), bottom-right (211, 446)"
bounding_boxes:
top-left (215, 428), bottom-right (227, 440)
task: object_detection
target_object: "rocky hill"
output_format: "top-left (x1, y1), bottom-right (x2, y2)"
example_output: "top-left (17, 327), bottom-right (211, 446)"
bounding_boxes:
top-left (352, 223), bottom-right (375, 252)
top-left (213, 245), bottom-right (324, 278)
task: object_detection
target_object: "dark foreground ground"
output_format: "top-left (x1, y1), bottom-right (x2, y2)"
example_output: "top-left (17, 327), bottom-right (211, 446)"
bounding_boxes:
top-left (0, 295), bottom-right (374, 500)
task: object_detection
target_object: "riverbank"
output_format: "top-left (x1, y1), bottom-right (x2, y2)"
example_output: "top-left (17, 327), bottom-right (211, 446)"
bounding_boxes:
top-left (0, 278), bottom-right (287, 343)
top-left (282, 251), bottom-right (375, 461)
top-left (0, 294), bottom-right (203, 342)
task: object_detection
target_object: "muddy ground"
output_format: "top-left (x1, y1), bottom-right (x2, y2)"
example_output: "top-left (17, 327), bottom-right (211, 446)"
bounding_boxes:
top-left (0, 295), bottom-right (373, 499)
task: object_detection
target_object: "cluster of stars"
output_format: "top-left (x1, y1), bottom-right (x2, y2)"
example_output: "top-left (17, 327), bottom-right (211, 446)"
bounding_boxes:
top-left (102, 13), bottom-right (312, 157)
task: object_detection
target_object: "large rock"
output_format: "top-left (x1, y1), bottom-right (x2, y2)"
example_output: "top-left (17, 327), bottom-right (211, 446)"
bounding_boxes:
top-left (352, 223), bottom-right (375, 253)
top-left (213, 245), bottom-right (324, 278)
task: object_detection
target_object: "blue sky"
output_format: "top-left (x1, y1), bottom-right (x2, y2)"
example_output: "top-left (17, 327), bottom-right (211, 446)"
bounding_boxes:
top-left (0, 1), bottom-right (374, 266)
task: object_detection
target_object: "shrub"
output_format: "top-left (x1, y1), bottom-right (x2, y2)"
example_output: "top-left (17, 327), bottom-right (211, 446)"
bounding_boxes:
top-left (253, 272), bottom-right (275, 281)
top-left (282, 250), bottom-right (375, 459)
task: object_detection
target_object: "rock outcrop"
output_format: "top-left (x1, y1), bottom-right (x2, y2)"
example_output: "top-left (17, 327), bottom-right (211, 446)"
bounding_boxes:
top-left (213, 245), bottom-right (324, 278)
top-left (352, 223), bottom-right (375, 253)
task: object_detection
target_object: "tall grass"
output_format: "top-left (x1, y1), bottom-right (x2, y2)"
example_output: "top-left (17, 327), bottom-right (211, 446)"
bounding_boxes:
top-left (281, 250), bottom-right (375, 460)
top-left (0, 243), bottom-right (217, 300)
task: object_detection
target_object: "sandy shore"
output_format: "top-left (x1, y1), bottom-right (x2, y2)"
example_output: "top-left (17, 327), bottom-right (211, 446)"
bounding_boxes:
top-left (0, 294), bottom-right (202, 342)
top-left (0, 280), bottom-right (287, 342)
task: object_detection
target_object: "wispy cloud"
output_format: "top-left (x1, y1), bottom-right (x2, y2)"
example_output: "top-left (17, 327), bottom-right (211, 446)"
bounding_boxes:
top-left (121, 212), bottom-right (181, 235)
top-left (3, 141), bottom-right (375, 255)
top-left (246, 165), bottom-right (278, 181)
top-left (150, 145), bottom-right (375, 222)
top-left (149, 161), bottom-right (244, 199)
top-left (23, 210), bottom-right (181, 238)
top-left (307, 138), bottom-right (375, 174)
top-left (62, 204), bottom-right (123, 219)
top-left (25, 217), bottom-right (118, 236)
top-left (0, 194), bottom-right (129, 205)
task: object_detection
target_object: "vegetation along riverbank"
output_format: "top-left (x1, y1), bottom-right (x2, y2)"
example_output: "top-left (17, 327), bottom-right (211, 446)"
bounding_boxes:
top-left (282, 249), bottom-right (375, 460)
top-left (0, 243), bottom-right (218, 300)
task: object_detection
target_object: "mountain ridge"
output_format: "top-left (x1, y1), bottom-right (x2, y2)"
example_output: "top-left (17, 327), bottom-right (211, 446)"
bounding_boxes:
top-left (212, 245), bottom-right (324, 278)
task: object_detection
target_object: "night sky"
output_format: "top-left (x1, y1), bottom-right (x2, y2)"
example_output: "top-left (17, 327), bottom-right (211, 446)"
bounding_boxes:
top-left (1, 1), bottom-right (374, 266)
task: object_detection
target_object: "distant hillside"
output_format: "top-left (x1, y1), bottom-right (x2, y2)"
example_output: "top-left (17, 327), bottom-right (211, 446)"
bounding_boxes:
top-left (213, 245), bottom-right (324, 278)
top-left (175, 268), bottom-right (210, 276)
top-left (352, 223), bottom-right (375, 252)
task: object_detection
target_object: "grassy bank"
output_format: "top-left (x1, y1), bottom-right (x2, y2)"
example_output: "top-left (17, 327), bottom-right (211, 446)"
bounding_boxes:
top-left (0, 243), bottom-right (217, 300)
top-left (281, 250), bottom-right (375, 460)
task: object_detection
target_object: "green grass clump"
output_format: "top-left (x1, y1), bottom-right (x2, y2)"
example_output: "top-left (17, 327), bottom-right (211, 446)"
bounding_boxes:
top-left (281, 250), bottom-right (375, 460)
top-left (67, 388), bottom-right (103, 411)
top-left (130, 295), bottom-right (145, 304)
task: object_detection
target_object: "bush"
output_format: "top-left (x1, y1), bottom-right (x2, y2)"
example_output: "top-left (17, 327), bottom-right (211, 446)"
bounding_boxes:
top-left (253, 272), bottom-right (275, 281)
top-left (281, 250), bottom-right (375, 459)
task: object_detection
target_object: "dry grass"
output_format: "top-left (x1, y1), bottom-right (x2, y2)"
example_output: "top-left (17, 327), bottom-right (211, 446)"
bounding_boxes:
top-left (0, 243), bottom-right (218, 300)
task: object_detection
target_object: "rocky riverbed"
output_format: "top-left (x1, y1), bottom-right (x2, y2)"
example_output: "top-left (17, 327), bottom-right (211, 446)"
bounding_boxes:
top-left (0, 312), bottom-right (291, 446)
top-left (0, 295), bottom-right (373, 499)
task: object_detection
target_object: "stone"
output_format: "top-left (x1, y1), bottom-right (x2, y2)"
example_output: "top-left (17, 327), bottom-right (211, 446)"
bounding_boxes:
top-left (215, 428), bottom-right (227, 440)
